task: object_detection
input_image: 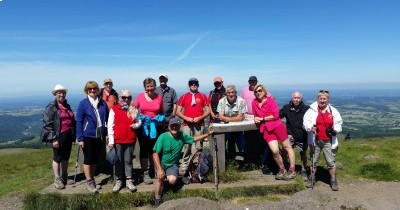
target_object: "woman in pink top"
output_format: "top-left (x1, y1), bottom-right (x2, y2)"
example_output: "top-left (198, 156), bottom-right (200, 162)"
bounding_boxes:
top-left (134, 78), bottom-right (164, 184)
top-left (252, 84), bottom-right (296, 181)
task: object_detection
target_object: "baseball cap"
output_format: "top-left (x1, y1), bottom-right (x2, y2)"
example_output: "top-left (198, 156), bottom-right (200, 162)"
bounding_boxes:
top-left (248, 76), bottom-right (258, 81)
top-left (159, 73), bottom-right (168, 79)
top-left (104, 78), bottom-right (113, 84)
top-left (168, 117), bottom-right (181, 125)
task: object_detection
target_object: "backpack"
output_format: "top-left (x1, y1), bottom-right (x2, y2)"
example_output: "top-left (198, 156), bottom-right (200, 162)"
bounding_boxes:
top-left (188, 149), bottom-right (212, 183)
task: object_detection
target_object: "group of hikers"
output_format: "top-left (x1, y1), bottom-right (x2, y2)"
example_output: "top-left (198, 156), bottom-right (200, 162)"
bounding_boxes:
top-left (41, 74), bottom-right (343, 206)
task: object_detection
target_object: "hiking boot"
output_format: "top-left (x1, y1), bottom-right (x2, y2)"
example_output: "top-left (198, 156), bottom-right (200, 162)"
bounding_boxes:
top-left (275, 169), bottom-right (286, 180)
top-left (330, 178), bottom-right (339, 191)
top-left (285, 170), bottom-right (296, 180)
top-left (112, 179), bottom-right (122, 193)
top-left (54, 177), bottom-right (65, 190)
top-left (154, 198), bottom-right (162, 207)
top-left (61, 174), bottom-right (74, 185)
top-left (126, 179), bottom-right (137, 192)
top-left (86, 181), bottom-right (99, 194)
top-left (261, 165), bottom-right (273, 175)
top-left (301, 169), bottom-right (308, 181)
top-left (306, 177), bottom-right (315, 188)
top-left (143, 171), bottom-right (153, 185)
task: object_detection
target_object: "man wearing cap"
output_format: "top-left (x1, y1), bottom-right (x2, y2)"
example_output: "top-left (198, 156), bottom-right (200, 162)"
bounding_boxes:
top-left (208, 76), bottom-right (226, 122)
top-left (99, 78), bottom-right (119, 110)
top-left (155, 73), bottom-right (178, 131)
top-left (176, 77), bottom-right (210, 176)
top-left (152, 117), bottom-right (213, 206)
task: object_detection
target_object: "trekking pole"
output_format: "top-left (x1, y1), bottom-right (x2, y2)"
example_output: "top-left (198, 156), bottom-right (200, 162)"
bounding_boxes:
top-left (311, 137), bottom-right (316, 190)
top-left (212, 134), bottom-right (219, 198)
top-left (73, 145), bottom-right (81, 185)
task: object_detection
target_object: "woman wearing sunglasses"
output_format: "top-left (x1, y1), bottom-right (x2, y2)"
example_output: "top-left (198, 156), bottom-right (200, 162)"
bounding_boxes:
top-left (303, 90), bottom-right (343, 191)
top-left (252, 84), bottom-right (296, 181)
top-left (76, 81), bottom-right (108, 193)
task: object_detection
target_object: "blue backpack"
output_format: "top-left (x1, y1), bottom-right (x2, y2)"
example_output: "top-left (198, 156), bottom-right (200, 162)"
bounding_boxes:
top-left (188, 149), bottom-right (212, 183)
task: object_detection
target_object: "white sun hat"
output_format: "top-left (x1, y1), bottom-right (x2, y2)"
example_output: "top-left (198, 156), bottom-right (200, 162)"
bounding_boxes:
top-left (52, 84), bottom-right (68, 95)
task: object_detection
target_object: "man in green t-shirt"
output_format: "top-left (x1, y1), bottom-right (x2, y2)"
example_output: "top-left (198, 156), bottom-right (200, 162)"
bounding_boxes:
top-left (152, 117), bottom-right (213, 206)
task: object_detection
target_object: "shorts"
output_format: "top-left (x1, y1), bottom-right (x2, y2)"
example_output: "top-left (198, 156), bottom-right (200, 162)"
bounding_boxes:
top-left (53, 130), bottom-right (74, 163)
top-left (263, 124), bottom-right (288, 143)
top-left (312, 140), bottom-right (335, 168)
top-left (288, 135), bottom-right (308, 153)
top-left (162, 164), bottom-right (179, 177)
top-left (82, 137), bottom-right (102, 165)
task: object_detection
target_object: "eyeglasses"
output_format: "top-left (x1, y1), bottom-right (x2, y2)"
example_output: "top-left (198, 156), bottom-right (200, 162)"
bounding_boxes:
top-left (214, 81), bottom-right (222, 86)
top-left (189, 82), bottom-right (199, 86)
top-left (121, 96), bottom-right (132, 100)
top-left (56, 91), bottom-right (66, 95)
top-left (88, 87), bottom-right (98, 91)
top-left (254, 89), bottom-right (263, 93)
top-left (319, 90), bottom-right (329, 94)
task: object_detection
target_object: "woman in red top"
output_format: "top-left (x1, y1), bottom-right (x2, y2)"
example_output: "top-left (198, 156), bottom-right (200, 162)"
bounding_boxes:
top-left (107, 89), bottom-right (141, 193)
top-left (252, 84), bottom-right (296, 181)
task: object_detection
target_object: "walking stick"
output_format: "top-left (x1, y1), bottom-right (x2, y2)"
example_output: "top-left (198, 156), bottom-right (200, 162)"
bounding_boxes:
top-left (73, 146), bottom-right (81, 185)
top-left (212, 134), bottom-right (219, 198)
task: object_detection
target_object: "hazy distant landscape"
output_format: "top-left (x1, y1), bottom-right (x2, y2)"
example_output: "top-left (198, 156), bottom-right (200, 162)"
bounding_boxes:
top-left (1, 89), bottom-right (399, 148)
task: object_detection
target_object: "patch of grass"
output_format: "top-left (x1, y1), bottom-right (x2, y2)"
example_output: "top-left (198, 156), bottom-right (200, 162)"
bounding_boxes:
top-left (23, 183), bottom-right (301, 210)
top-left (216, 164), bottom-right (246, 183)
top-left (336, 137), bottom-right (400, 181)
top-left (0, 148), bottom-right (53, 197)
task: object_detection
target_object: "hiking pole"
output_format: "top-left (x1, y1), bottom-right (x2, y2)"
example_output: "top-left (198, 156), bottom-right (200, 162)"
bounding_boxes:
top-left (73, 145), bottom-right (81, 185)
top-left (212, 134), bottom-right (219, 198)
top-left (311, 137), bottom-right (316, 190)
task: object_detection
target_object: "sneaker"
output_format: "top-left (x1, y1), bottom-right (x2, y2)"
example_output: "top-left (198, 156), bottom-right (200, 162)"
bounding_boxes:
top-left (112, 179), bottom-right (122, 193)
top-left (275, 169), bottom-right (286, 180)
top-left (54, 177), bottom-right (65, 190)
top-left (301, 169), bottom-right (308, 181)
top-left (285, 170), bottom-right (296, 180)
top-left (330, 178), bottom-right (339, 191)
top-left (154, 198), bottom-right (162, 207)
top-left (86, 181), bottom-right (99, 193)
top-left (126, 179), bottom-right (137, 192)
top-left (143, 171), bottom-right (153, 185)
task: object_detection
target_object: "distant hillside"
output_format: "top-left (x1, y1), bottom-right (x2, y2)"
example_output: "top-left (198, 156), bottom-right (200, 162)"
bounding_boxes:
top-left (1, 90), bottom-right (400, 145)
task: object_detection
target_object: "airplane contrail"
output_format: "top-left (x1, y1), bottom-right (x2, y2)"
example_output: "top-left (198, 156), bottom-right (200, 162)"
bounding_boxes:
top-left (171, 36), bottom-right (202, 64)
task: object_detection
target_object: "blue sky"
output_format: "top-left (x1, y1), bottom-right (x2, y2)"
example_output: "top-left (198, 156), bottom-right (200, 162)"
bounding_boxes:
top-left (0, 0), bottom-right (399, 97)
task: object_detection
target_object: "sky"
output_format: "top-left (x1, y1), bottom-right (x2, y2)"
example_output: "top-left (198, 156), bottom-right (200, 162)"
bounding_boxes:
top-left (0, 0), bottom-right (399, 97)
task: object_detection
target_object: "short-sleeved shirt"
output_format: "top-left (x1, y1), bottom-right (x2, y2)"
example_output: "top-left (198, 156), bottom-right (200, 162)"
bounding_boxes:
top-left (155, 86), bottom-right (178, 119)
top-left (153, 132), bottom-right (194, 167)
top-left (240, 86), bottom-right (255, 114)
top-left (217, 96), bottom-right (247, 117)
top-left (177, 92), bottom-right (209, 126)
top-left (134, 92), bottom-right (163, 118)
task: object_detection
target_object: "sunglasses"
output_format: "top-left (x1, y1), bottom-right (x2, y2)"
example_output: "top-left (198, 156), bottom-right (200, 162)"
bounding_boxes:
top-left (169, 124), bottom-right (180, 129)
top-left (214, 81), bottom-right (222, 86)
top-left (189, 82), bottom-right (199, 86)
top-left (88, 87), bottom-right (98, 91)
top-left (319, 90), bottom-right (329, 94)
top-left (121, 96), bottom-right (132, 100)
top-left (254, 89), bottom-right (263, 93)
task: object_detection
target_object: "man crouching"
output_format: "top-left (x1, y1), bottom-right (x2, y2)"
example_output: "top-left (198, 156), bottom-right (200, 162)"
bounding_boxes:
top-left (152, 117), bottom-right (214, 206)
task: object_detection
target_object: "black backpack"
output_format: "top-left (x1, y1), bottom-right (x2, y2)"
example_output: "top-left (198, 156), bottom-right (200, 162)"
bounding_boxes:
top-left (188, 149), bottom-right (212, 183)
